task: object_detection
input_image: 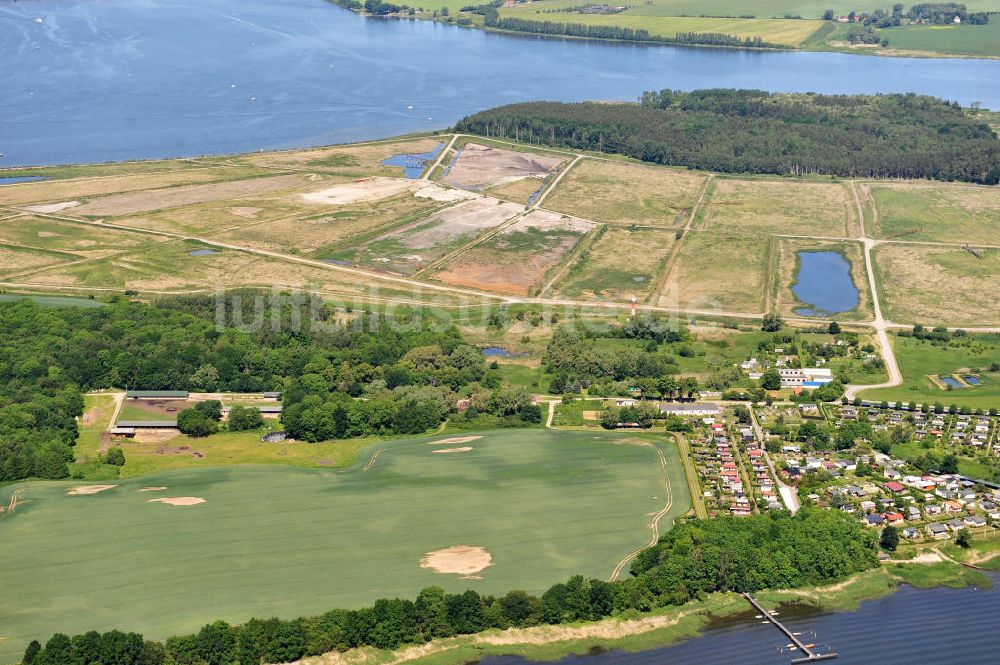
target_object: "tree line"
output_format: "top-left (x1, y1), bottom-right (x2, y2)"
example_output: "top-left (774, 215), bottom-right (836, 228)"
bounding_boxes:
top-left (454, 89), bottom-right (1000, 184)
top-left (21, 510), bottom-right (877, 665)
top-left (0, 294), bottom-right (532, 482)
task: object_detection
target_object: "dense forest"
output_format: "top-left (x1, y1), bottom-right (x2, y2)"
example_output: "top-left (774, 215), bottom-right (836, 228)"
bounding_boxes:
top-left (455, 89), bottom-right (1000, 183)
top-left (0, 295), bottom-right (534, 482)
top-left (21, 510), bottom-right (877, 665)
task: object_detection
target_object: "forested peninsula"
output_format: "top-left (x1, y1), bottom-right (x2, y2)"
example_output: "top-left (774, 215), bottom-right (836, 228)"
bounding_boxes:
top-left (455, 89), bottom-right (1000, 183)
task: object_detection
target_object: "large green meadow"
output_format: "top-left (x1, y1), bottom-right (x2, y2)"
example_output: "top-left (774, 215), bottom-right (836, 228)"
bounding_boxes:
top-left (0, 429), bottom-right (688, 663)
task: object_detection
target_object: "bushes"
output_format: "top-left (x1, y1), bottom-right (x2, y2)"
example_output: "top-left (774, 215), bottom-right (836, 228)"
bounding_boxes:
top-left (228, 406), bottom-right (264, 431)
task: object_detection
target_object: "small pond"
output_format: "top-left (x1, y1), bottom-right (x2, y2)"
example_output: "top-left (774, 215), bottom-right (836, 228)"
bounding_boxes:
top-left (965, 375), bottom-right (981, 385)
top-left (382, 142), bottom-right (444, 179)
top-left (482, 346), bottom-right (523, 358)
top-left (188, 248), bottom-right (218, 256)
top-left (941, 376), bottom-right (964, 389)
top-left (0, 176), bottom-right (46, 185)
top-left (792, 251), bottom-right (859, 317)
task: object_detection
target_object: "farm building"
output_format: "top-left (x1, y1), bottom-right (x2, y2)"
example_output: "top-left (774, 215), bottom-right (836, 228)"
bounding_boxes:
top-left (115, 420), bottom-right (178, 429)
top-left (658, 402), bottom-right (722, 417)
top-left (126, 390), bottom-right (189, 400)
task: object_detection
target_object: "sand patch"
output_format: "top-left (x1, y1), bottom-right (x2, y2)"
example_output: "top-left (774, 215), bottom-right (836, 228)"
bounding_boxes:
top-left (300, 177), bottom-right (417, 206)
top-left (66, 485), bottom-right (116, 495)
top-left (443, 143), bottom-right (564, 190)
top-left (431, 446), bottom-right (473, 454)
top-left (228, 206), bottom-right (263, 218)
top-left (430, 435), bottom-right (483, 445)
top-left (137, 486), bottom-right (167, 492)
top-left (420, 545), bottom-right (493, 577)
top-left (36, 231), bottom-right (62, 238)
top-left (147, 496), bottom-right (206, 506)
top-left (21, 201), bottom-right (81, 213)
top-left (413, 183), bottom-right (477, 202)
top-left (582, 410), bottom-right (600, 421)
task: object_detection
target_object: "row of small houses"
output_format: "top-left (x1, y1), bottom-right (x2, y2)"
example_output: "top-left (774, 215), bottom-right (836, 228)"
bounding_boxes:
top-left (838, 405), bottom-right (996, 450)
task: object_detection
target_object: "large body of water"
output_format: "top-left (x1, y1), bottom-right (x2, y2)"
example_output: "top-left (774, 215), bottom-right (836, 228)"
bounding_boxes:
top-left (3, 0), bottom-right (1000, 166)
top-left (484, 575), bottom-right (1000, 665)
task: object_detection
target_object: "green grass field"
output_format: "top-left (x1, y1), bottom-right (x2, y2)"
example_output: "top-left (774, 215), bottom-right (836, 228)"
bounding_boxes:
top-left (0, 429), bottom-right (689, 663)
top-left (879, 22), bottom-right (1000, 57)
top-left (861, 334), bottom-right (1000, 410)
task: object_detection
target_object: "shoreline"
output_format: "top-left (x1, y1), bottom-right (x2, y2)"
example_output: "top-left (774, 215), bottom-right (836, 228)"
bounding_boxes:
top-left (347, 8), bottom-right (1000, 62)
top-left (288, 557), bottom-right (996, 665)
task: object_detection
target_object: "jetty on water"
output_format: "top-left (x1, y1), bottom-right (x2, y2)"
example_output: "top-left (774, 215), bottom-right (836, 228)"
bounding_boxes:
top-left (742, 592), bottom-right (838, 663)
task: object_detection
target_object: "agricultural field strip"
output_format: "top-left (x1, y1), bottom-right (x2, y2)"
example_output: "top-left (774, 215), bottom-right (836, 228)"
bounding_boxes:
top-left (644, 174), bottom-right (715, 305)
top-left (609, 444), bottom-right (674, 581)
top-left (0, 147), bottom-right (996, 331)
top-left (537, 223), bottom-right (606, 296)
top-left (533, 155), bottom-right (583, 209)
top-left (412, 208), bottom-right (533, 278)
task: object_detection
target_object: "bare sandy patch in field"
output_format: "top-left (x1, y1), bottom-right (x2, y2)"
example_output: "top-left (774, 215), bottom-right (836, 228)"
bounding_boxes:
top-left (394, 199), bottom-right (523, 250)
top-left (147, 496), bottom-right (206, 506)
top-left (22, 201), bottom-right (81, 213)
top-left (300, 177), bottom-right (418, 206)
top-left (443, 143), bottom-right (564, 190)
top-left (582, 410), bottom-right (600, 421)
top-left (431, 435), bottom-right (483, 444)
top-left (137, 487), bottom-right (167, 492)
top-left (70, 174), bottom-right (306, 216)
top-left (66, 485), bottom-right (116, 495)
top-left (433, 210), bottom-right (594, 295)
top-left (413, 183), bottom-right (476, 202)
top-left (431, 446), bottom-right (473, 454)
top-left (420, 545), bottom-right (493, 577)
top-left (228, 206), bottom-right (263, 218)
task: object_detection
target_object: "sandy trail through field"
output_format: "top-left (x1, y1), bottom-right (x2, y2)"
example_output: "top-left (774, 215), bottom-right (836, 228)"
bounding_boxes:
top-left (609, 445), bottom-right (673, 581)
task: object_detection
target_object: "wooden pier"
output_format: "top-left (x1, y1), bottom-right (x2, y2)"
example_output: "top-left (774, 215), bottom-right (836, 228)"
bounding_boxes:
top-left (742, 592), bottom-right (838, 663)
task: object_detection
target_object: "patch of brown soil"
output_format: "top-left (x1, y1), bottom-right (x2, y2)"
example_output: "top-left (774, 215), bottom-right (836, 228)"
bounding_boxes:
top-left (137, 486), bottom-right (167, 492)
top-left (420, 545), bottom-right (493, 577)
top-left (300, 177), bottom-right (418, 206)
top-left (134, 429), bottom-right (181, 444)
top-left (147, 496), bottom-right (206, 506)
top-left (431, 447), bottom-right (473, 454)
top-left (443, 143), bottom-right (563, 190)
top-left (228, 206), bottom-right (263, 218)
top-left (431, 436), bottom-right (483, 445)
top-left (71, 174), bottom-right (306, 216)
top-left (66, 484), bottom-right (117, 495)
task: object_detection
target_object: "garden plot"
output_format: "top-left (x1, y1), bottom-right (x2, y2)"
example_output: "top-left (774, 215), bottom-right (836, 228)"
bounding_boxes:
top-left (0, 216), bottom-right (154, 253)
top-left (324, 198), bottom-right (524, 275)
top-left (431, 210), bottom-right (595, 295)
top-left (866, 182), bottom-right (1000, 244)
top-left (700, 178), bottom-right (859, 237)
top-left (442, 143), bottom-right (564, 190)
top-left (873, 243), bottom-right (1000, 326)
top-left (553, 226), bottom-right (677, 301)
top-left (544, 159), bottom-right (707, 226)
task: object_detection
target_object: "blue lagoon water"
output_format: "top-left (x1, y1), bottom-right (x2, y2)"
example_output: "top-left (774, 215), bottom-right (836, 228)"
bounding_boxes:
top-left (381, 142), bottom-right (443, 178)
top-left (0, 176), bottom-right (45, 185)
top-left (3, 0), bottom-right (1000, 166)
top-left (792, 251), bottom-right (859, 317)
